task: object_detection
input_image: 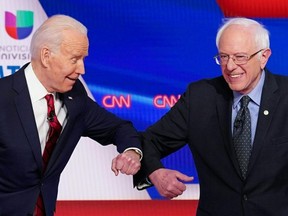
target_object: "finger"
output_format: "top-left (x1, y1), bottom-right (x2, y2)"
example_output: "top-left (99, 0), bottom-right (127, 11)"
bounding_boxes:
top-left (161, 187), bottom-right (183, 199)
top-left (168, 180), bottom-right (186, 195)
top-left (115, 157), bottom-right (125, 171)
top-left (175, 182), bottom-right (187, 194)
top-left (129, 163), bottom-right (141, 175)
top-left (118, 157), bottom-right (129, 174)
top-left (125, 164), bottom-right (140, 175)
top-left (124, 159), bottom-right (141, 175)
top-left (111, 158), bottom-right (119, 176)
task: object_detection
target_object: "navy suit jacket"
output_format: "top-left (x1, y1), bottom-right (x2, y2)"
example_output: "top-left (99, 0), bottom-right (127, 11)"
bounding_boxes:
top-left (0, 63), bottom-right (141, 216)
top-left (136, 69), bottom-right (288, 216)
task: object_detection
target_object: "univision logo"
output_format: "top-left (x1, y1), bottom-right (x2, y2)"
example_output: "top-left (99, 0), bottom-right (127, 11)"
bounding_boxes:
top-left (5, 10), bottom-right (34, 40)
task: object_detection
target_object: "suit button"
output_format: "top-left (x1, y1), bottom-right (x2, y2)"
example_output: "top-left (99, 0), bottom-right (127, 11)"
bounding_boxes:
top-left (243, 194), bottom-right (248, 201)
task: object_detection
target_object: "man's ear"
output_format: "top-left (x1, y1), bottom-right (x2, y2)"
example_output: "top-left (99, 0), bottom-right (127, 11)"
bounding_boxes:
top-left (40, 47), bottom-right (51, 68)
top-left (260, 48), bottom-right (272, 70)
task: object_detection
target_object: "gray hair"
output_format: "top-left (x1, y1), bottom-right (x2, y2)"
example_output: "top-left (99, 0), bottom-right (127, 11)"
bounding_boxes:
top-left (30, 14), bottom-right (88, 59)
top-left (215, 17), bottom-right (270, 50)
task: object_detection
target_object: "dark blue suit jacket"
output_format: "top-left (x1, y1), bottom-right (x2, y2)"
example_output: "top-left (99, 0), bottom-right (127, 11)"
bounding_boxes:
top-left (0, 63), bottom-right (141, 215)
top-left (136, 69), bottom-right (288, 216)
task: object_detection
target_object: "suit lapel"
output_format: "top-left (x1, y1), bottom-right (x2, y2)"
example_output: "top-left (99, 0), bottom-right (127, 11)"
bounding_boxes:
top-left (13, 67), bottom-right (43, 170)
top-left (247, 71), bottom-right (279, 175)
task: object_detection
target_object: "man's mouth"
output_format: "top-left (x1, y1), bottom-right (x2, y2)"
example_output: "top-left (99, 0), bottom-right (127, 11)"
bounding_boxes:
top-left (229, 73), bottom-right (244, 78)
top-left (67, 77), bottom-right (78, 81)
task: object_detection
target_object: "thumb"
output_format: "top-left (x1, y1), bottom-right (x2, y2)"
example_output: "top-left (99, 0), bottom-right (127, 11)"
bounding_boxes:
top-left (176, 172), bottom-right (194, 183)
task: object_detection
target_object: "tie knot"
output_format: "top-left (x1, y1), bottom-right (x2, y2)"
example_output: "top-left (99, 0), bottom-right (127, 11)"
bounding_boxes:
top-left (45, 94), bottom-right (54, 106)
top-left (241, 95), bottom-right (250, 108)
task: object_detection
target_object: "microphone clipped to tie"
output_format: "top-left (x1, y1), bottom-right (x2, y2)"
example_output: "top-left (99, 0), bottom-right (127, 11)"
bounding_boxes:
top-left (47, 110), bottom-right (55, 122)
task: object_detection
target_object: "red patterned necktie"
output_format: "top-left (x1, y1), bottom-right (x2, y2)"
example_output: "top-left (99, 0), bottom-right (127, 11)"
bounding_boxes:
top-left (34, 94), bottom-right (62, 216)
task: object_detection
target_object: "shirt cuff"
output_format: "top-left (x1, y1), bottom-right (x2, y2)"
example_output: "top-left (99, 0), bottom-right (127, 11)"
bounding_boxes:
top-left (124, 147), bottom-right (143, 161)
top-left (136, 177), bottom-right (152, 190)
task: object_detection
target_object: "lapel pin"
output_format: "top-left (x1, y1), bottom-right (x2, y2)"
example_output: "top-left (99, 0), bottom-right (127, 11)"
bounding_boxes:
top-left (68, 96), bottom-right (73, 100)
top-left (263, 110), bottom-right (269, 115)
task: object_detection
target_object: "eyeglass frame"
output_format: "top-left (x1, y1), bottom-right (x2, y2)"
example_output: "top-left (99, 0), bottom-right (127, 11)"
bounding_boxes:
top-left (214, 49), bottom-right (265, 65)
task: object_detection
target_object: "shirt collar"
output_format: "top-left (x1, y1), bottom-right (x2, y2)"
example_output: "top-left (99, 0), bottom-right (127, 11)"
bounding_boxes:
top-left (233, 70), bottom-right (265, 108)
top-left (24, 63), bottom-right (55, 102)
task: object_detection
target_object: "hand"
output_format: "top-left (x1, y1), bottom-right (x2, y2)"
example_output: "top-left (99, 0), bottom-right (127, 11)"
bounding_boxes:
top-left (149, 168), bottom-right (194, 199)
top-left (111, 150), bottom-right (141, 176)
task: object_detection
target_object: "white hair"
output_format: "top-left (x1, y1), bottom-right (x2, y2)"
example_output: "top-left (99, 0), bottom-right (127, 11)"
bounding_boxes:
top-left (30, 14), bottom-right (88, 59)
top-left (215, 17), bottom-right (270, 50)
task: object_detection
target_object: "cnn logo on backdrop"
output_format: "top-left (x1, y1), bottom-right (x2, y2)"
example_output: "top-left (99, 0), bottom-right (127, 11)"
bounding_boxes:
top-left (102, 94), bottom-right (180, 109)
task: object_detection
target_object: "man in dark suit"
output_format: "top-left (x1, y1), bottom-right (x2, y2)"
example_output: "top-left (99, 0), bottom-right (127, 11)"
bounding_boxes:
top-left (135, 18), bottom-right (288, 215)
top-left (0, 15), bottom-right (142, 216)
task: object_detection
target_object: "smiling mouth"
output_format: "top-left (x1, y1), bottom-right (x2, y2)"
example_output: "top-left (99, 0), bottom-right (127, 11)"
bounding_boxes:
top-left (229, 73), bottom-right (244, 78)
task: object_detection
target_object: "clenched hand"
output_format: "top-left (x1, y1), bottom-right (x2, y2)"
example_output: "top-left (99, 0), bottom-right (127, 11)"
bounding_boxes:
top-left (149, 168), bottom-right (194, 199)
top-left (111, 150), bottom-right (141, 176)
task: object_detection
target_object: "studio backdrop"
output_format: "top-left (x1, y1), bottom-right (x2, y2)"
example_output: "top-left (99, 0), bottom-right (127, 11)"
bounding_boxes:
top-left (1, 0), bottom-right (288, 201)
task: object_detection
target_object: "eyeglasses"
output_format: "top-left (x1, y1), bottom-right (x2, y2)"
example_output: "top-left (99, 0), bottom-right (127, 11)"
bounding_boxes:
top-left (214, 49), bottom-right (264, 65)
